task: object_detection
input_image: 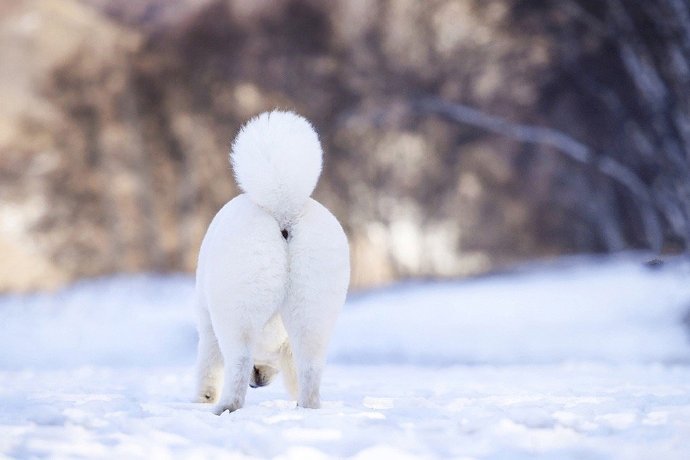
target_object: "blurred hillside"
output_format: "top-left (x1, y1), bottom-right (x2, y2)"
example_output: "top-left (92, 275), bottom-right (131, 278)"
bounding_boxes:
top-left (1, 0), bottom-right (688, 291)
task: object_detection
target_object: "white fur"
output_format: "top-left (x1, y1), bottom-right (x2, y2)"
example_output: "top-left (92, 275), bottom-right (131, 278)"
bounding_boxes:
top-left (230, 111), bottom-right (323, 229)
top-left (194, 111), bottom-right (350, 414)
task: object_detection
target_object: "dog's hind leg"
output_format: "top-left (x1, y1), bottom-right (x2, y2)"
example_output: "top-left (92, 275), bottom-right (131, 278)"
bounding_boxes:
top-left (280, 318), bottom-right (330, 409)
top-left (212, 328), bottom-right (255, 415)
top-left (209, 297), bottom-right (282, 415)
top-left (281, 200), bottom-right (350, 409)
top-left (194, 293), bottom-right (223, 404)
top-left (278, 339), bottom-right (298, 399)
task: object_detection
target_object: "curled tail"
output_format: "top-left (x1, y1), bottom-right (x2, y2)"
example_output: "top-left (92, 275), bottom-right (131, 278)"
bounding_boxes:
top-left (230, 110), bottom-right (323, 228)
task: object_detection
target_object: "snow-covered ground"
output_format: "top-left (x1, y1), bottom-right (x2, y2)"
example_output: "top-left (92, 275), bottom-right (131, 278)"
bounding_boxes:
top-left (1, 254), bottom-right (689, 459)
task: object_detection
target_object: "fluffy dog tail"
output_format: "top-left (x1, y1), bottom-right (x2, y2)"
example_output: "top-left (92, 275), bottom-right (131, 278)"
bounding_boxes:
top-left (230, 110), bottom-right (323, 228)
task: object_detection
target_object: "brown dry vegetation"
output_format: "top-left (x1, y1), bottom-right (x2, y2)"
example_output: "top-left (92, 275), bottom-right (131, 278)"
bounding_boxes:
top-left (1, 0), bottom-right (688, 291)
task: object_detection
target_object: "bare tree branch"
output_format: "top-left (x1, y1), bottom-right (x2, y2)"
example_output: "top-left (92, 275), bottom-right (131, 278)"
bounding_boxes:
top-left (561, 0), bottom-right (608, 36)
top-left (417, 96), bottom-right (663, 252)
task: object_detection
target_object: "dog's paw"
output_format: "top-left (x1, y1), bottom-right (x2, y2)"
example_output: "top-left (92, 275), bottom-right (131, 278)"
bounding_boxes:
top-left (195, 389), bottom-right (218, 404)
top-left (297, 399), bottom-right (321, 410)
top-left (212, 402), bottom-right (242, 415)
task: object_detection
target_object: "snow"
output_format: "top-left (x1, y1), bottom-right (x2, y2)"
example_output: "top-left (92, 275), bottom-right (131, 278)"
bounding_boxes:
top-left (332, 256), bottom-right (690, 365)
top-left (1, 254), bottom-right (690, 459)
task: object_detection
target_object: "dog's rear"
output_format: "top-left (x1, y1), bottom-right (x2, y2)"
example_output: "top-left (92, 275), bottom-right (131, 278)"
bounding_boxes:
top-left (194, 111), bottom-right (350, 414)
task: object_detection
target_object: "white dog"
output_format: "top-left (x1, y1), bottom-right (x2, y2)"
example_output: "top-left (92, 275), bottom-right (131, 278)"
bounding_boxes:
top-left (194, 111), bottom-right (350, 414)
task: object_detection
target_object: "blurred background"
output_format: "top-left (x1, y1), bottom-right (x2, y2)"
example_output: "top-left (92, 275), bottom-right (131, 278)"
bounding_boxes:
top-left (1, 0), bottom-right (689, 293)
